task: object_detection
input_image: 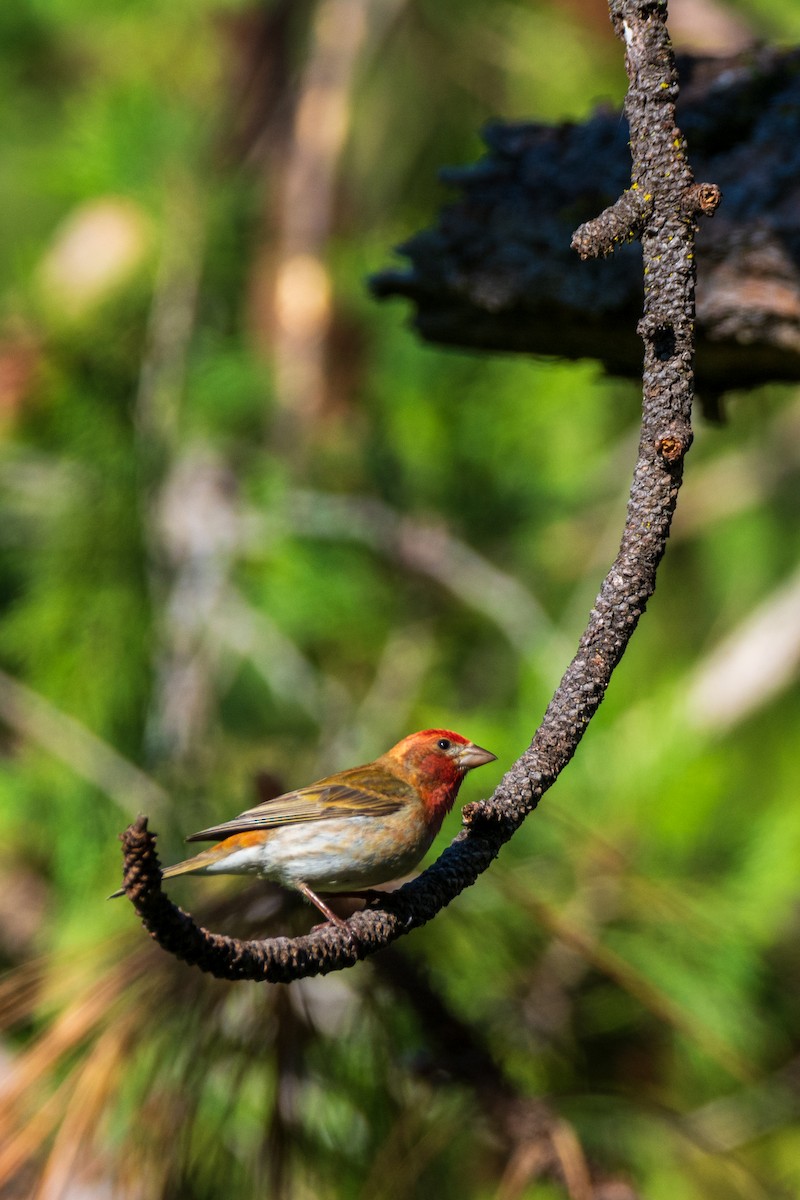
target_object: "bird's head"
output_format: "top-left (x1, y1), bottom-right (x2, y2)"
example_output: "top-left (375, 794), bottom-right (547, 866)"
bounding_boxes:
top-left (384, 728), bottom-right (497, 823)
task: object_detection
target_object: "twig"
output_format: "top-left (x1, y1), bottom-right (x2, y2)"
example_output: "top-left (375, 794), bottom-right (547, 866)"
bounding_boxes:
top-left (120, 0), bottom-right (719, 982)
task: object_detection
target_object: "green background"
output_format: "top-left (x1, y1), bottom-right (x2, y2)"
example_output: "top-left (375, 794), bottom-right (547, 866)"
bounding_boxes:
top-left (1, 1), bottom-right (799, 1196)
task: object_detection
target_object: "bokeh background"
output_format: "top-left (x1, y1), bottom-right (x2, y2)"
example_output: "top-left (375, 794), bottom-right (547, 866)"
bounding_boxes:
top-left (2, 0), bottom-right (800, 1197)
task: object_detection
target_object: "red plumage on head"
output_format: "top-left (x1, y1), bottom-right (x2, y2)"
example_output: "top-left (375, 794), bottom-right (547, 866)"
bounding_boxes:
top-left (383, 729), bottom-right (474, 823)
top-left (415, 728), bottom-right (469, 745)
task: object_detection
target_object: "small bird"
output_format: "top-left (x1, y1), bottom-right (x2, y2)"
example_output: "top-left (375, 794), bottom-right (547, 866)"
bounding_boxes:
top-left (113, 729), bottom-right (496, 925)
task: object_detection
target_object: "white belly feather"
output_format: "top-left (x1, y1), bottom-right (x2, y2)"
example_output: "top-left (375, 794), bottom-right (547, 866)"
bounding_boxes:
top-left (200, 811), bottom-right (436, 892)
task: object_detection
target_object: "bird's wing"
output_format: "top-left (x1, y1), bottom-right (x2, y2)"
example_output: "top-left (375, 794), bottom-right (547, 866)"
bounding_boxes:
top-left (186, 763), bottom-right (414, 842)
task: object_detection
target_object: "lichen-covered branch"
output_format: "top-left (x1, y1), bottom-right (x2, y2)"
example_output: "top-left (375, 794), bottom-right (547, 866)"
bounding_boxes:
top-left (121, 0), bottom-right (718, 983)
top-left (572, 186), bottom-right (653, 259)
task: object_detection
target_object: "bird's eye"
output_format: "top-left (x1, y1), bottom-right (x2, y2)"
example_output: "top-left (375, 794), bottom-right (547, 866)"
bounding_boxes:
top-left (437, 738), bottom-right (451, 750)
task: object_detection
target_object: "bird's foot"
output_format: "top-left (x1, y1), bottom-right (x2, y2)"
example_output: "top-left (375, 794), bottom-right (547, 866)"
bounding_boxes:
top-left (297, 881), bottom-right (349, 928)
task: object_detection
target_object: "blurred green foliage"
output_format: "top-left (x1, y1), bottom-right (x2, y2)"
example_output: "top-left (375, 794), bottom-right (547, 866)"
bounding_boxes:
top-left (1, 1), bottom-right (800, 1198)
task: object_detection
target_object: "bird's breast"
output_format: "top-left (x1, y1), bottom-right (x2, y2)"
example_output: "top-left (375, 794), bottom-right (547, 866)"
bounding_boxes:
top-left (250, 807), bottom-right (435, 892)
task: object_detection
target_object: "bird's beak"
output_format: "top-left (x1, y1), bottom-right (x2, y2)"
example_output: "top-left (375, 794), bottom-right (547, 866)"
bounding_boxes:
top-left (456, 742), bottom-right (497, 770)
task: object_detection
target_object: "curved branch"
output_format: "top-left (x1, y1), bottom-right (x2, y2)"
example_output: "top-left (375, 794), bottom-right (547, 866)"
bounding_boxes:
top-left (120, 0), bottom-right (718, 982)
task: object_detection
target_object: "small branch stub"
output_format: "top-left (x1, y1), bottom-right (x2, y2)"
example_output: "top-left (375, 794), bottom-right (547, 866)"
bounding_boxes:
top-left (655, 432), bottom-right (688, 464)
top-left (681, 181), bottom-right (722, 219)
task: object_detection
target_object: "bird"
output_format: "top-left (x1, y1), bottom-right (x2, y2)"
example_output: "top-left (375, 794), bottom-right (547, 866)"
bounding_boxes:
top-left (112, 729), bottom-right (496, 925)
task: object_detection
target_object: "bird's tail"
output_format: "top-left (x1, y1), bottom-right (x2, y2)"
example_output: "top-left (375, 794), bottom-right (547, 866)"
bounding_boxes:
top-left (108, 844), bottom-right (230, 900)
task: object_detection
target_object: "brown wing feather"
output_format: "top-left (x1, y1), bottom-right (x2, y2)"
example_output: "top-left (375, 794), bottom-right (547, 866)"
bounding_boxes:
top-left (186, 762), bottom-right (414, 842)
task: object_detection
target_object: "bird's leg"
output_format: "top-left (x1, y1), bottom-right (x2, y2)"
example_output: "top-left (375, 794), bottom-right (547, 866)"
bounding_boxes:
top-left (296, 881), bottom-right (347, 927)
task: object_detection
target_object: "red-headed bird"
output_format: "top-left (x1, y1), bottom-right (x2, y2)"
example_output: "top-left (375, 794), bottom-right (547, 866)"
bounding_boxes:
top-left (113, 729), bottom-right (496, 924)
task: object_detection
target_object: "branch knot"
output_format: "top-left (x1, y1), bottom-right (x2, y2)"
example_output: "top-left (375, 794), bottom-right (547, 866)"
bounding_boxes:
top-left (655, 427), bottom-right (692, 464)
top-left (681, 181), bottom-right (722, 219)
